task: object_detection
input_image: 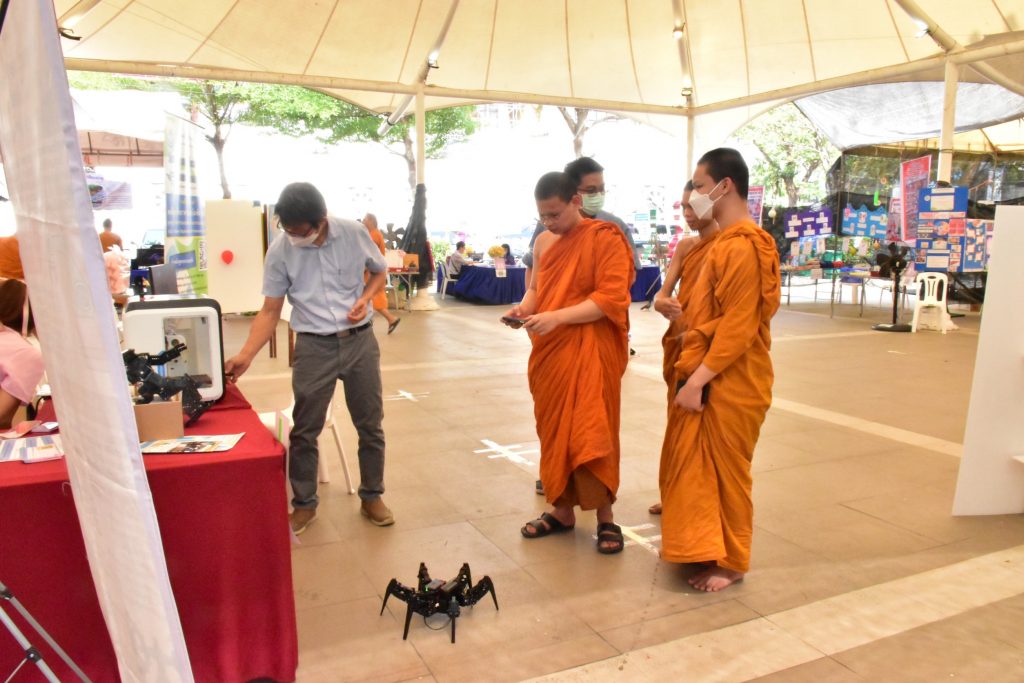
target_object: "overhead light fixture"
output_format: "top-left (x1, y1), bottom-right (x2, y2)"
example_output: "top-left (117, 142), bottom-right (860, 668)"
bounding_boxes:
top-left (673, 24), bottom-right (685, 40)
top-left (680, 86), bottom-right (693, 97)
top-left (427, 50), bottom-right (440, 69)
top-left (913, 20), bottom-right (930, 39)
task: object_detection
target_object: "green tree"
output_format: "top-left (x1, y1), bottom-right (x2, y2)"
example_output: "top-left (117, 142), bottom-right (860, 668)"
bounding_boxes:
top-left (733, 103), bottom-right (838, 207)
top-left (68, 73), bottom-right (476, 197)
top-left (318, 105), bottom-right (477, 191)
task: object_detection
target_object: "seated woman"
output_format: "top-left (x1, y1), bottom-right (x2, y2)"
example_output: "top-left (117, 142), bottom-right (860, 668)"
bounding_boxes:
top-left (501, 243), bottom-right (516, 266)
top-left (0, 279), bottom-right (44, 429)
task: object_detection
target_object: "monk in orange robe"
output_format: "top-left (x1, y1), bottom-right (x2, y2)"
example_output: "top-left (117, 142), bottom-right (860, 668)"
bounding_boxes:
top-left (0, 235), bottom-right (25, 280)
top-left (648, 180), bottom-right (721, 515)
top-left (362, 213), bottom-right (400, 334)
top-left (659, 148), bottom-right (781, 591)
top-left (504, 171), bottom-right (635, 554)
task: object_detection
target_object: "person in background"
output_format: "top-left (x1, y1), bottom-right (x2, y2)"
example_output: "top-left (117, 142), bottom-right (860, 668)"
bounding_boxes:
top-left (224, 182), bottom-right (394, 535)
top-left (447, 241), bottom-right (469, 278)
top-left (99, 218), bottom-right (123, 252)
top-left (647, 180), bottom-right (721, 515)
top-left (361, 213), bottom-right (401, 334)
top-left (0, 279), bottom-right (44, 429)
top-left (502, 243), bottom-right (516, 266)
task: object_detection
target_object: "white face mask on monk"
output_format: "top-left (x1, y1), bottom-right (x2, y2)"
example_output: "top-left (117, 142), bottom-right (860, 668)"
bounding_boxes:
top-left (689, 179), bottom-right (724, 221)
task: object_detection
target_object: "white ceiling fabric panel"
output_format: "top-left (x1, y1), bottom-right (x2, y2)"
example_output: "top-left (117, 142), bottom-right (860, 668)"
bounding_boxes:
top-left (51, 0), bottom-right (1024, 147)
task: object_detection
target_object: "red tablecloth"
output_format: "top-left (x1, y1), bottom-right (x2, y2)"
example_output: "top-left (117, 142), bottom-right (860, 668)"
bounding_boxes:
top-left (0, 385), bottom-right (297, 682)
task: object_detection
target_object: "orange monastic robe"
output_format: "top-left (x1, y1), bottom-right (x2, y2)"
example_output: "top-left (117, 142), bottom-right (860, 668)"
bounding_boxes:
top-left (659, 219), bottom-right (781, 572)
top-left (660, 234), bottom-right (720, 392)
top-left (0, 235), bottom-right (24, 280)
top-left (529, 218), bottom-right (635, 508)
top-left (367, 227), bottom-right (389, 311)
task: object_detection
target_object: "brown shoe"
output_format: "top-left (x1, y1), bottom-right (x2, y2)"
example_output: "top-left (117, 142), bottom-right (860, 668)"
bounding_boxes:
top-left (290, 508), bottom-right (317, 535)
top-left (360, 498), bottom-right (395, 526)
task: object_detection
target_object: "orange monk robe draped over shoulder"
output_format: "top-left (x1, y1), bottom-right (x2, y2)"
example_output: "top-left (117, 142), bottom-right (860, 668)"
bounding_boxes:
top-left (367, 227), bottom-right (389, 312)
top-left (659, 219), bottom-right (781, 572)
top-left (529, 218), bottom-right (635, 507)
top-left (661, 233), bottom-right (720, 391)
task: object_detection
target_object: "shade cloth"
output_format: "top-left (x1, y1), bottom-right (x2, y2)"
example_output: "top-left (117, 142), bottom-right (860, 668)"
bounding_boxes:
top-left (0, 385), bottom-right (298, 683)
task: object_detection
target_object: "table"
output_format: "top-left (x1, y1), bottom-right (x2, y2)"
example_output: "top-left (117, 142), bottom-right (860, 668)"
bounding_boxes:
top-left (388, 267), bottom-right (419, 311)
top-left (451, 265), bottom-right (527, 305)
top-left (0, 385), bottom-right (298, 682)
top-left (631, 265), bottom-right (662, 303)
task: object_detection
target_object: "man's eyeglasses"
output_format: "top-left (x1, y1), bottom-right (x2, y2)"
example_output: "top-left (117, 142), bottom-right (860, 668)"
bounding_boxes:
top-left (577, 185), bottom-right (605, 196)
top-left (279, 221), bottom-right (316, 237)
top-left (538, 203), bottom-right (575, 224)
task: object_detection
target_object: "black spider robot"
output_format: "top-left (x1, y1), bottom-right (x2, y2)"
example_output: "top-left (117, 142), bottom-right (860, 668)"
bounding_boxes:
top-left (380, 562), bottom-right (498, 643)
top-left (123, 341), bottom-right (212, 425)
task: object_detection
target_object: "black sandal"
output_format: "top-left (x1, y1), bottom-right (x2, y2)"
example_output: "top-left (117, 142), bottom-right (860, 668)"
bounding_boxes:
top-left (596, 522), bottom-right (624, 554)
top-left (521, 512), bottom-right (574, 539)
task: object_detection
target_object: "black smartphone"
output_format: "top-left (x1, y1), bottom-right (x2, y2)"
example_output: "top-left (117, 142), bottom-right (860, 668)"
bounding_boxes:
top-left (675, 377), bottom-right (710, 405)
top-left (501, 316), bottom-right (528, 328)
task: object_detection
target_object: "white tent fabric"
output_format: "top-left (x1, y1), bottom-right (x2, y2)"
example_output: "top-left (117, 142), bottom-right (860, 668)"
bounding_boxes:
top-left (0, 0), bottom-right (193, 679)
top-left (796, 81), bottom-right (1024, 150)
top-left (73, 90), bottom-right (180, 166)
top-left (53, 0), bottom-right (1024, 146)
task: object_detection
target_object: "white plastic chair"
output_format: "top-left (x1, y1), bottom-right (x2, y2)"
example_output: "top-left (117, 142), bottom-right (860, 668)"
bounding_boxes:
top-left (259, 399), bottom-right (356, 494)
top-left (438, 260), bottom-right (457, 300)
top-left (911, 272), bottom-right (956, 334)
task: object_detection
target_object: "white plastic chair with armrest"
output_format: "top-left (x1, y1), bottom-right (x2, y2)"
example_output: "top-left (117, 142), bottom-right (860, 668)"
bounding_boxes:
top-left (438, 260), bottom-right (457, 300)
top-left (911, 272), bottom-right (955, 334)
top-left (259, 399), bottom-right (356, 494)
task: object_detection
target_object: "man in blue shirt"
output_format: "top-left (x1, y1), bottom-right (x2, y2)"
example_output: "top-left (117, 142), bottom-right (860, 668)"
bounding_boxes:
top-left (224, 182), bottom-right (394, 534)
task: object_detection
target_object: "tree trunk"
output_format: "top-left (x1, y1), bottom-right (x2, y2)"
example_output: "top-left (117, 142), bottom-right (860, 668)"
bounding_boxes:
top-left (783, 174), bottom-right (798, 207)
top-left (212, 124), bottom-right (231, 199)
top-left (402, 132), bottom-right (416, 192)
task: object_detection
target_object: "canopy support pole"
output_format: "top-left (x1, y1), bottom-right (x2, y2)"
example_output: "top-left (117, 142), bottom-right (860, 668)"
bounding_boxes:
top-left (415, 84), bottom-right (425, 185)
top-left (937, 59), bottom-right (959, 184)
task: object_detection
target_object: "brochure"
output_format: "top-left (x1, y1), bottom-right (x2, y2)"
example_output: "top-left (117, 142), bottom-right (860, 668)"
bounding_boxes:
top-left (140, 433), bottom-right (245, 454)
top-left (0, 435), bottom-right (64, 463)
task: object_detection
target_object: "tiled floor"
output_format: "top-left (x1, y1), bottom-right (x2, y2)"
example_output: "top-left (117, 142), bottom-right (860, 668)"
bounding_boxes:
top-left (227, 283), bottom-right (1024, 682)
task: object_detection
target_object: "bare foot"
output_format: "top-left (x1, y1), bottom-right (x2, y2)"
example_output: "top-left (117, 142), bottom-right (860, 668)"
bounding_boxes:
top-left (688, 566), bottom-right (744, 592)
top-left (648, 502), bottom-right (662, 515)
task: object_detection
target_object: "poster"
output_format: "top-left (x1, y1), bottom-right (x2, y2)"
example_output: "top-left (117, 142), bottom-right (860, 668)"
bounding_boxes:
top-left (900, 155), bottom-right (932, 242)
top-left (747, 186), bottom-right (765, 227)
top-left (85, 169), bottom-right (133, 209)
top-left (886, 197), bottom-right (902, 242)
top-left (164, 115), bottom-right (207, 295)
top-left (914, 185), bottom-right (968, 272)
top-left (841, 204), bottom-right (887, 238)
top-left (784, 207), bottom-right (832, 239)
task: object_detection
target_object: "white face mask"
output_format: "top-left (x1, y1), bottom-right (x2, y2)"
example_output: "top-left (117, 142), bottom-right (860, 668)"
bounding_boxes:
top-left (287, 226), bottom-right (320, 247)
top-left (689, 179), bottom-right (724, 220)
top-left (581, 192), bottom-right (605, 214)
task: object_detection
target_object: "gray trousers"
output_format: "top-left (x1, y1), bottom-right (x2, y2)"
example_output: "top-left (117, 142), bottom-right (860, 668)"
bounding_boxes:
top-left (290, 329), bottom-right (385, 509)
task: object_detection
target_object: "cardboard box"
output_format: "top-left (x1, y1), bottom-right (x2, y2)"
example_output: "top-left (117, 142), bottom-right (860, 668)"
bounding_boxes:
top-left (402, 253), bottom-right (419, 270)
top-left (133, 401), bottom-right (184, 441)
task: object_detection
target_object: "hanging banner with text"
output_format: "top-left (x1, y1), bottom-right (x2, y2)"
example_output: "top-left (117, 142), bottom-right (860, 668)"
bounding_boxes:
top-left (900, 155), bottom-right (932, 242)
top-left (164, 115), bottom-right (207, 295)
top-left (747, 186), bottom-right (765, 227)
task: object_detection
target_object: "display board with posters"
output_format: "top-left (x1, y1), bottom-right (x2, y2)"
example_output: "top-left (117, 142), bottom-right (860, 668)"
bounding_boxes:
top-left (914, 185), bottom-right (968, 272)
top-left (841, 204), bottom-right (888, 238)
top-left (784, 207), bottom-right (832, 238)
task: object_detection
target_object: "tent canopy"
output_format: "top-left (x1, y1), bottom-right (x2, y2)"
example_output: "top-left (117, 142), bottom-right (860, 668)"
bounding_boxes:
top-left (54, 0), bottom-right (1024, 149)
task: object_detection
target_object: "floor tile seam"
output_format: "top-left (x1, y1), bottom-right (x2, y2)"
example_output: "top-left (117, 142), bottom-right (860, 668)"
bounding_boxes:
top-left (834, 501), bottom-right (954, 547)
top-left (770, 397), bottom-right (963, 458)
top-left (535, 545), bottom-right (1024, 681)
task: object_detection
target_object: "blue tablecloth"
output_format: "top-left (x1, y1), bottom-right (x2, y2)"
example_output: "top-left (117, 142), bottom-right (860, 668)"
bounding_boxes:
top-left (450, 265), bottom-right (527, 305)
top-left (631, 265), bottom-right (662, 302)
top-left (440, 264), bottom-right (660, 305)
